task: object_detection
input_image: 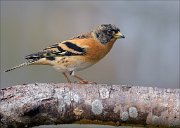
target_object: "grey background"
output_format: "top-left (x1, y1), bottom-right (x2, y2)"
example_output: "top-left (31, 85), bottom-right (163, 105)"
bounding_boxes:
top-left (1, 1), bottom-right (179, 88)
top-left (0, 1), bottom-right (179, 127)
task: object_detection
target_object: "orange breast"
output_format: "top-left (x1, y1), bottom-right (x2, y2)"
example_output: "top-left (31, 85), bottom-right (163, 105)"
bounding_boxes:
top-left (68, 38), bottom-right (117, 63)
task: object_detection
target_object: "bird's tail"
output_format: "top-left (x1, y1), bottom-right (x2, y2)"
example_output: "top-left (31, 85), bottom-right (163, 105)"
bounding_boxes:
top-left (5, 61), bottom-right (35, 72)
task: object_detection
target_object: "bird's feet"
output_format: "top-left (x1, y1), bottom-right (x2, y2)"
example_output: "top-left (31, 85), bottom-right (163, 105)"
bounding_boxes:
top-left (76, 80), bottom-right (97, 84)
top-left (73, 74), bottom-right (97, 84)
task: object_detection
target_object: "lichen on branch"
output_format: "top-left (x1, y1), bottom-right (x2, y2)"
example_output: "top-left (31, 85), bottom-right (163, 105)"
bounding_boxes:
top-left (0, 83), bottom-right (180, 128)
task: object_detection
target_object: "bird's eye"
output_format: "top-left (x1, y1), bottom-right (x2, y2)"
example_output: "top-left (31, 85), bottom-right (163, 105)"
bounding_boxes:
top-left (107, 30), bottom-right (113, 35)
top-left (107, 30), bottom-right (111, 32)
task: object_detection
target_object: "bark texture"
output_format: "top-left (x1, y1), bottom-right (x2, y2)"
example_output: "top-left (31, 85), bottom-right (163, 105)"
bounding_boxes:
top-left (0, 83), bottom-right (180, 128)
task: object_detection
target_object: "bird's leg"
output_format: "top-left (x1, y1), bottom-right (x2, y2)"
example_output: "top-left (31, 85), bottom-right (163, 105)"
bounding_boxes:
top-left (62, 72), bottom-right (74, 89)
top-left (70, 71), bottom-right (96, 84)
top-left (62, 72), bottom-right (71, 83)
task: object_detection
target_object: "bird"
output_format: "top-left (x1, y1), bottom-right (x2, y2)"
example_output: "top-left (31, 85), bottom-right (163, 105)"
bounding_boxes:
top-left (5, 24), bottom-right (125, 84)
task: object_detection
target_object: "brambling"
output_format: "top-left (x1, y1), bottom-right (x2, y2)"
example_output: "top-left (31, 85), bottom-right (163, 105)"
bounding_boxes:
top-left (5, 24), bottom-right (125, 84)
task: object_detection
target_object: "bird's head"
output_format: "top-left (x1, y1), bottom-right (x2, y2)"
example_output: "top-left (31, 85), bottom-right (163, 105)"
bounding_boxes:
top-left (93, 24), bottom-right (125, 44)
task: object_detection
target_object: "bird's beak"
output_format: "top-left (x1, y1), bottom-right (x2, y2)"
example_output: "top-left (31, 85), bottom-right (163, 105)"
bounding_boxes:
top-left (114, 31), bottom-right (125, 39)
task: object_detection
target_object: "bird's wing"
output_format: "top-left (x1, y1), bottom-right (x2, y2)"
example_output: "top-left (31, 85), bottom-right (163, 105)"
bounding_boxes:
top-left (25, 40), bottom-right (86, 62)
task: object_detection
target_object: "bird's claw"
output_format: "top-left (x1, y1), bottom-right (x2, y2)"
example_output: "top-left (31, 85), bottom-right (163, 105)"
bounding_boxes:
top-left (77, 80), bottom-right (97, 84)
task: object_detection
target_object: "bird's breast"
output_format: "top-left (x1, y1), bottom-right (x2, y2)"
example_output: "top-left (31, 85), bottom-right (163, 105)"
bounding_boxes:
top-left (52, 56), bottom-right (94, 72)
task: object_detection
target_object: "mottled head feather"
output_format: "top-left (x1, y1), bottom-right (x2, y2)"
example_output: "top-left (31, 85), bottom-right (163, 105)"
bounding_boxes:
top-left (93, 24), bottom-right (120, 44)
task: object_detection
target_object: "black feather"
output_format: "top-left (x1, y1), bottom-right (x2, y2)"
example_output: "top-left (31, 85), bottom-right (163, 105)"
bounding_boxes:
top-left (64, 41), bottom-right (85, 53)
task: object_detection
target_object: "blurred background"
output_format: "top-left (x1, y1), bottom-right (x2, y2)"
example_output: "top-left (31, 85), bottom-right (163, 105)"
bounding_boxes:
top-left (1, 1), bottom-right (179, 88)
top-left (0, 1), bottom-right (179, 128)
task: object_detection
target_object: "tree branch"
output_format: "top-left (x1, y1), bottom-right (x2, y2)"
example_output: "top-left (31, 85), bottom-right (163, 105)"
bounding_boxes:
top-left (0, 83), bottom-right (179, 128)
